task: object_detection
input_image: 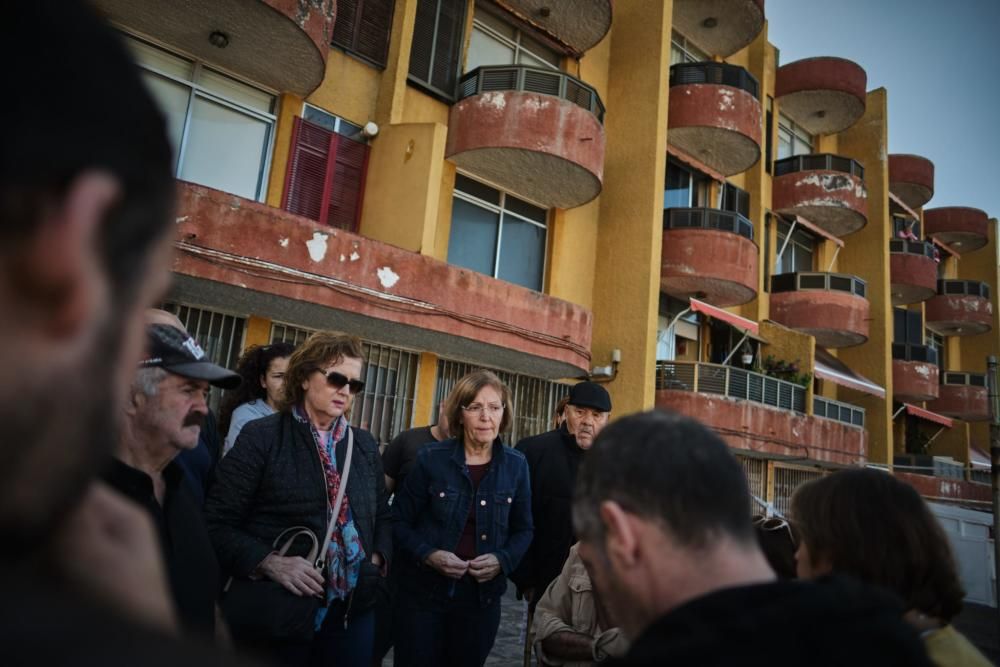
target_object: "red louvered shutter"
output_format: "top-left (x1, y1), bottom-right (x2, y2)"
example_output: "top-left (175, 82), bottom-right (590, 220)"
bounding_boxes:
top-left (327, 133), bottom-right (370, 232)
top-left (283, 117), bottom-right (336, 224)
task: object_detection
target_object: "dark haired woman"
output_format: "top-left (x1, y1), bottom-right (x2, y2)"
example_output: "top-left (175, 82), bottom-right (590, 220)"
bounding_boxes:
top-left (791, 468), bottom-right (990, 666)
top-left (219, 341), bottom-right (295, 456)
top-left (392, 370), bottom-right (532, 667)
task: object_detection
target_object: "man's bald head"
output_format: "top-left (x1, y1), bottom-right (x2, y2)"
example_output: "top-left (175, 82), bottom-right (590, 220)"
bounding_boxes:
top-left (145, 308), bottom-right (186, 333)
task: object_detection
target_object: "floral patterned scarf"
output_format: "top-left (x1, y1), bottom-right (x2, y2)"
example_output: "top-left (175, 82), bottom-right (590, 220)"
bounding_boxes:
top-left (292, 405), bottom-right (366, 629)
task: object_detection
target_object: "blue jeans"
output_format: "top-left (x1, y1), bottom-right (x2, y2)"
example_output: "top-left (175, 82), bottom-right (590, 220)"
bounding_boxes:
top-left (393, 578), bottom-right (501, 667)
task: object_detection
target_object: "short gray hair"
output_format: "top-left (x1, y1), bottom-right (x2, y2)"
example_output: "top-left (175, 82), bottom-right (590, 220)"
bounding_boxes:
top-left (132, 367), bottom-right (168, 397)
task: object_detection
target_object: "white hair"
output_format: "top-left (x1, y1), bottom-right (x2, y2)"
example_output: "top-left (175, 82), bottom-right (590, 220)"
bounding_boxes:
top-left (132, 367), bottom-right (168, 397)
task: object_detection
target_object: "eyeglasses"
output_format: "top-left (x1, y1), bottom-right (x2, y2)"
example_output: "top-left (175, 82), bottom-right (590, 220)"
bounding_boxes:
top-left (461, 403), bottom-right (505, 417)
top-left (320, 370), bottom-right (365, 395)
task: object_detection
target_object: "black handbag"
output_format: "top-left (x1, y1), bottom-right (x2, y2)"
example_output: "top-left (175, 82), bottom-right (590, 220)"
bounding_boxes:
top-left (222, 428), bottom-right (354, 642)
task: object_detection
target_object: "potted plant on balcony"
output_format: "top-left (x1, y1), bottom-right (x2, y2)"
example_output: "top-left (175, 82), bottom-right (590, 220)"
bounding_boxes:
top-left (762, 355), bottom-right (812, 388)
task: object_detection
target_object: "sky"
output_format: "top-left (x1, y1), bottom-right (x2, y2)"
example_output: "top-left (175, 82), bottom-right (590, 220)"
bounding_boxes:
top-left (766, 0), bottom-right (1000, 219)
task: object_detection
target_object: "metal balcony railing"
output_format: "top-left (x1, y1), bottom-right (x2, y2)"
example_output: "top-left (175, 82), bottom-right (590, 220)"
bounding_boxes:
top-left (774, 153), bottom-right (865, 181)
top-left (663, 207), bottom-right (755, 242)
top-left (941, 371), bottom-right (987, 388)
top-left (937, 279), bottom-right (991, 300)
top-left (655, 360), bottom-right (806, 413)
top-left (458, 65), bottom-right (606, 123)
top-left (770, 272), bottom-right (867, 299)
top-left (891, 343), bottom-right (939, 365)
top-left (669, 62), bottom-right (759, 99)
top-left (889, 239), bottom-right (936, 259)
top-left (813, 395), bottom-right (865, 428)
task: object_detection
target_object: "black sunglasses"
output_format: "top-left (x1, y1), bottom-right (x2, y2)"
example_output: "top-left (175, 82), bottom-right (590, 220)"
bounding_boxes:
top-left (321, 370), bottom-right (365, 395)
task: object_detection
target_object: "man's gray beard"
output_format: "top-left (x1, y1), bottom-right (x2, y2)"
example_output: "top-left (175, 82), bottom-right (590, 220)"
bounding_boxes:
top-left (0, 318), bottom-right (121, 560)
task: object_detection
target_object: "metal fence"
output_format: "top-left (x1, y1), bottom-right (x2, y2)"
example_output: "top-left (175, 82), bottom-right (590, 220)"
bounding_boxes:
top-left (269, 323), bottom-right (420, 446)
top-left (669, 61), bottom-right (759, 99)
top-left (655, 360), bottom-right (806, 413)
top-left (770, 271), bottom-right (867, 298)
top-left (663, 207), bottom-right (755, 241)
top-left (813, 395), bottom-right (865, 428)
top-left (773, 153), bottom-right (865, 180)
top-left (889, 238), bottom-right (936, 259)
top-left (938, 279), bottom-right (991, 299)
top-left (163, 302), bottom-right (246, 413)
top-left (457, 65), bottom-right (606, 122)
top-left (738, 456), bottom-right (769, 511)
top-left (772, 464), bottom-right (825, 516)
top-left (434, 359), bottom-right (570, 445)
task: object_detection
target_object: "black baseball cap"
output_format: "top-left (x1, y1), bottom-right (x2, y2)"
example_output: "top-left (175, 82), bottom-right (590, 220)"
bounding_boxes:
top-left (568, 382), bottom-right (612, 413)
top-left (139, 324), bottom-right (242, 390)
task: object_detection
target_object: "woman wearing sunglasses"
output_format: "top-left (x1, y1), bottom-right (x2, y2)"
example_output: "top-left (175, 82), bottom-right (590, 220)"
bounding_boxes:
top-left (791, 468), bottom-right (990, 667)
top-left (206, 332), bottom-right (391, 667)
top-left (392, 370), bottom-right (533, 667)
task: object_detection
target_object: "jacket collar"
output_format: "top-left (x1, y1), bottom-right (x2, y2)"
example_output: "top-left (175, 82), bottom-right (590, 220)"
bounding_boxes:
top-left (449, 436), bottom-right (506, 468)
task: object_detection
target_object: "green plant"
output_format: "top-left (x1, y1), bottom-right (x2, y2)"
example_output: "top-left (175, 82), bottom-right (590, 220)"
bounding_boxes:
top-left (762, 355), bottom-right (812, 388)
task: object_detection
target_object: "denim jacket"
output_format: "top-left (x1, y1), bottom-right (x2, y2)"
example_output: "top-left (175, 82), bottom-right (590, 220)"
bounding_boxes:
top-left (392, 437), bottom-right (533, 604)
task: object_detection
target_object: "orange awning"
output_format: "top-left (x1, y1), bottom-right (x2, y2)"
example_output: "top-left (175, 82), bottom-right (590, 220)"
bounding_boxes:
top-left (904, 403), bottom-right (953, 429)
top-left (689, 298), bottom-right (764, 340)
top-left (814, 347), bottom-right (885, 399)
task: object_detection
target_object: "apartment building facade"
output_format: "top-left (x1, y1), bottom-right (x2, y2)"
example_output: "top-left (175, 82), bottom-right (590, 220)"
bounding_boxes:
top-left (94, 0), bottom-right (997, 508)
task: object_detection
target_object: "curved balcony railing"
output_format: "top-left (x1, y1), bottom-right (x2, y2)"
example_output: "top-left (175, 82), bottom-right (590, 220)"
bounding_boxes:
top-left (458, 65), bottom-right (606, 123)
top-left (774, 153), bottom-right (865, 180)
top-left (655, 360), bottom-right (806, 413)
top-left (892, 343), bottom-right (939, 364)
top-left (941, 371), bottom-right (987, 388)
top-left (770, 272), bottom-right (867, 299)
top-left (663, 207), bottom-right (755, 242)
top-left (813, 395), bottom-right (865, 428)
top-left (669, 62), bottom-right (759, 99)
top-left (889, 239), bottom-right (936, 259)
top-left (937, 279), bottom-right (990, 300)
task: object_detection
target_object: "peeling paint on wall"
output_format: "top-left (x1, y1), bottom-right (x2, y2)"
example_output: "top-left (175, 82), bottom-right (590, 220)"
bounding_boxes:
top-left (306, 231), bottom-right (329, 262)
top-left (377, 266), bottom-right (400, 289)
top-left (279, 238), bottom-right (290, 248)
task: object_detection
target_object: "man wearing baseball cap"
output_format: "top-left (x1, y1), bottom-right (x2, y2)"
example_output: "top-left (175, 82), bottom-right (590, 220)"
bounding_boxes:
top-left (512, 382), bottom-right (612, 610)
top-left (105, 324), bottom-right (240, 640)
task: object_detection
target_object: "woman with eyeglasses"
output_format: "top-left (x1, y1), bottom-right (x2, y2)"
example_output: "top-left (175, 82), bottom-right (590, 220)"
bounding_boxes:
top-left (205, 333), bottom-right (391, 667)
top-left (791, 468), bottom-right (991, 667)
top-left (392, 370), bottom-right (533, 667)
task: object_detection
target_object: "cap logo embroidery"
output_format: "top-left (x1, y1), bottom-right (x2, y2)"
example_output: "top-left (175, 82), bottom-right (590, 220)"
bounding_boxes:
top-left (183, 337), bottom-right (206, 360)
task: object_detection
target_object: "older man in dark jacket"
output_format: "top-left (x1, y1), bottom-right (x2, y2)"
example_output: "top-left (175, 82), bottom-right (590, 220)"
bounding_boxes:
top-left (511, 383), bottom-right (612, 608)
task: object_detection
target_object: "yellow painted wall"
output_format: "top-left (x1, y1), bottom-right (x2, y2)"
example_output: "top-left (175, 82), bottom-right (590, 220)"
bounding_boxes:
top-left (836, 89), bottom-right (893, 466)
top-left (244, 315), bottom-right (273, 349)
top-left (411, 352), bottom-right (440, 427)
top-left (760, 320), bottom-right (816, 411)
top-left (591, 0), bottom-right (673, 415)
top-left (308, 50), bottom-right (381, 126)
top-left (265, 92), bottom-right (304, 207)
top-left (358, 122), bottom-right (448, 253)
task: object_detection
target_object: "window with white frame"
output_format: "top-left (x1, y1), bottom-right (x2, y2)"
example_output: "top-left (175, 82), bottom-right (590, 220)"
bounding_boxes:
top-left (466, 5), bottom-right (561, 72)
top-left (302, 104), bottom-right (366, 141)
top-left (125, 34), bottom-right (276, 201)
top-left (777, 113), bottom-right (813, 159)
top-left (670, 31), bottom-right (709, 65)
top-left (448, 174), bottom-right (548, 291)
top-left (776, 220), bottom-right (815, 274)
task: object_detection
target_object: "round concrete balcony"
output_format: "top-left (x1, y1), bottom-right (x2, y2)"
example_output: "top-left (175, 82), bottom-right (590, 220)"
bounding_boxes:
top-left (891, 344), bottom-right (939, 403)
top-left (927, 372), bottom-right (990, 422)
top-left (661, 208), bottom-right (759, 307)
top-left (775, 57), bottom-right (867, 135)
top-left (888, 154), bottom-right (935, 210)
top-left (492, 0), bottom-right (612, 53)
top-left (889, 239), bottom-right (938, 305)
top-left (668, 62), bottom-right (762, 176)
top-left (925, 280), bottom-right (993, 336)
top-left (671, 0), bottom-right (765, 57)
top-left (769, 272), bottom-right (869, 348)
top-left (93, 0), bottom-right (335, 95)
top-left (447, 66), bottom-right (606, 209)
top-left (773, 154), bottom-right (867, 237)
top-left (924, 207), bottom-right (990, 253)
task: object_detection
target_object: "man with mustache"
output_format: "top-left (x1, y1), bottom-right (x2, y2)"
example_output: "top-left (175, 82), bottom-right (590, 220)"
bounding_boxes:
top-left (106, 324), bottom-right (241, 638)
top-left (512, 382), bottom-right (612, 612)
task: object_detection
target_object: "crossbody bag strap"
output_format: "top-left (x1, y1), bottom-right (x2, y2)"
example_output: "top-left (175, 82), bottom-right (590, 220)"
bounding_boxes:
top-left (315, 426), bottom-right (354, 570)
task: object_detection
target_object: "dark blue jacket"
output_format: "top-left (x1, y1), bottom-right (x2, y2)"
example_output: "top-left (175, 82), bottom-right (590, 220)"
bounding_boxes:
top-left (393, 437), bottom-right (532, 604)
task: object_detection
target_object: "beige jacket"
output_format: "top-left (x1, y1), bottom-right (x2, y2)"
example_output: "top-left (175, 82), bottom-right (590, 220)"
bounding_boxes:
top-left (533, 544), bottom-right (629, 666)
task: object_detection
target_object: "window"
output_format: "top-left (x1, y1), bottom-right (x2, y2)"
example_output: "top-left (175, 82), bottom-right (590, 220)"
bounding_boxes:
top-left (270, 323), bottom-right (420, 446)
top-left (408, 0), bottom-right (468, 99)
top-left (434, 358), bottom-right (569, 443)
top-left (664, 160), bottom-right (710, 209)
top-left (763, 213), bottom-right (773, 290)
top-left (162, 303), bottom-right (246, 413)
top-left (892, 216), bottom-right (921, 240)
top-left (775, 220), bottom-right (815, 274)
top-left (125, 35), bottom-right (276, 201)
top-left (448, 174), bottom-right (548, 291)
top-left (331, 0), bottom-right (396, 67)
top-left (777, 113), bottom-right (813, 159)
top-left (282, 106), bottom-right (370, 231)
top-left (722, 183), bottom-right (751, 219)
top-left (926, 331), bottom-right (946, 372)
top-left (765, 97), bottom-right (774, 174)
top-left (670, 31), bottom-right (708, 65)
top-left (466, 5), bottom-right (560, 72)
